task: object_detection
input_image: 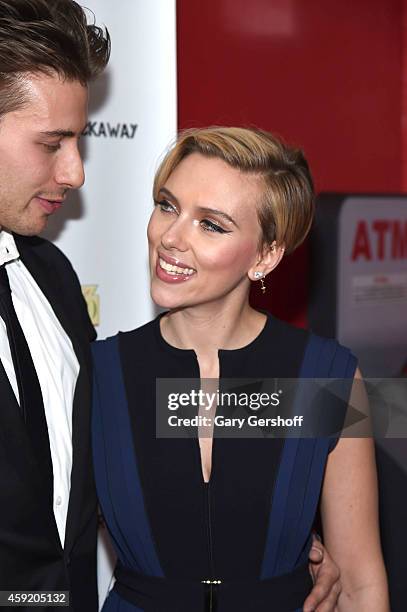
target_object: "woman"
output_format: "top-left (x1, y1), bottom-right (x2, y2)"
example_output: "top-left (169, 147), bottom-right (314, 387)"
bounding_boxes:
top-left (92, 127), bottom-right (389, 611)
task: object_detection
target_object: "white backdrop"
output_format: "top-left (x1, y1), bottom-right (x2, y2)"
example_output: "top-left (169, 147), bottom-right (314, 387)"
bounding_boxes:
top-left (43, 1), bottom-right (177, 605)
top-left (44, 0), bottom-right (177, 339)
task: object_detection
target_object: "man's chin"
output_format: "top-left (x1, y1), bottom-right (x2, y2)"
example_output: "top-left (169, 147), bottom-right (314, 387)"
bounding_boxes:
top-left (2, 219), bottom-right (49, 237)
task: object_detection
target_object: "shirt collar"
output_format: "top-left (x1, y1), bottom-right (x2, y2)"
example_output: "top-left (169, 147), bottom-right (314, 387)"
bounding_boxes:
top-left (0, 230), bottom-right (20, 265)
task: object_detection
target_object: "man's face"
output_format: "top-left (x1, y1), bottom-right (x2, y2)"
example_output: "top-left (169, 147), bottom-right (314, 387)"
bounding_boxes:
top-left (0, 72), bottom-right (88, 235)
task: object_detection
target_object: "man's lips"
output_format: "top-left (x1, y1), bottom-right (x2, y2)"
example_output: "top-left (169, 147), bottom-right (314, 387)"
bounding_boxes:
top-left (34, 197), bottom-right (64, 214)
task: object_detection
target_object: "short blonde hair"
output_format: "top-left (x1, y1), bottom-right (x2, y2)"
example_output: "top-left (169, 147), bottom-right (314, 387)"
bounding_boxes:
top-left (153, 126), bottom-right (315, 254)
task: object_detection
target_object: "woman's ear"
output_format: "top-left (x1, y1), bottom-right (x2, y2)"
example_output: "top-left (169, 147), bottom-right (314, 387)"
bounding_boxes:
top-left (247, 241), bottom-right (285, 281)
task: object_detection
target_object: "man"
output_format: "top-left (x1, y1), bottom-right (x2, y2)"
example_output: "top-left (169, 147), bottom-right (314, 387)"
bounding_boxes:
top-left (0, 1), bottom-right (340, 610)
top-left (0, 1), bottom-right (109, 609)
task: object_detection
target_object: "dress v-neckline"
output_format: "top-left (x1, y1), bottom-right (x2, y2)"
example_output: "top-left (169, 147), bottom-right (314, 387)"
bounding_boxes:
top-left (153, 312), bottom-right (272, 487)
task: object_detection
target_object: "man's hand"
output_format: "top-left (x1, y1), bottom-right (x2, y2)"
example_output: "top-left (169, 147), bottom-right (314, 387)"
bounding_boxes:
top-left (303, 534), bottom-right (341, 612)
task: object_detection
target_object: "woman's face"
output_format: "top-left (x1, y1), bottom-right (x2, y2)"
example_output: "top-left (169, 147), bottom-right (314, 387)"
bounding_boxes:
top-left (147, 152), bottom-right (265, 310)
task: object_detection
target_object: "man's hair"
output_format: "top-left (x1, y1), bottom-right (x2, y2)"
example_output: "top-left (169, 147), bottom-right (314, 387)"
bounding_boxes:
top-left (153, 126), bottom-right (315, 254)
top-left (0, 0), bottom-right (110, 115)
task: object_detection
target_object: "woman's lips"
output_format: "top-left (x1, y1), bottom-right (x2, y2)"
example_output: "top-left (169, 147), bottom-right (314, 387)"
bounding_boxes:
top-left (158, 251), bottom-right (194, 270)
top-left (155, 256), bottom-right (196, 283)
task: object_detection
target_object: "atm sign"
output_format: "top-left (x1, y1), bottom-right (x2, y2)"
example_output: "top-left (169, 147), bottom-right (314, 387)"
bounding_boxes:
top-left (351, 220), bottom-right (407, 261)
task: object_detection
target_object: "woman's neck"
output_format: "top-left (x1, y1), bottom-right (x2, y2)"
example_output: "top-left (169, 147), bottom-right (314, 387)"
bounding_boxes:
top-left (160, 300), bottom-right (267, 357)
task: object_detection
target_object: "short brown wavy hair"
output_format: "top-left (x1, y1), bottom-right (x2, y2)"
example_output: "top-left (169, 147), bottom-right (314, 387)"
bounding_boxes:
top-left (0, 0), bottom-right (110, 116)
top-left (154, 126), bottom-right (315, 254)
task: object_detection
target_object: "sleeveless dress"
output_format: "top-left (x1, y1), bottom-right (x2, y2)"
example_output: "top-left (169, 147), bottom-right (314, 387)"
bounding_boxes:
top-left (92, 314), bottom-right (357, 612)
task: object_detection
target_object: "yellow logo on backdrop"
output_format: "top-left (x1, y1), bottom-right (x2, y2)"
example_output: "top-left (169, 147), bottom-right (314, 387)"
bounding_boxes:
top-left (81, 285), bottom-right (100, 326)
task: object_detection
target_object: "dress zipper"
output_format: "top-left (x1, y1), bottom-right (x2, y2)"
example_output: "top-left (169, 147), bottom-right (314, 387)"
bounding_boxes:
top-left (202, 481), bottom-right (221, 611)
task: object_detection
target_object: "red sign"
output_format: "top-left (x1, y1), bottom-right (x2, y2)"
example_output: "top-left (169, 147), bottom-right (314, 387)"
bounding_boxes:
top-left (351, 220), bottom-right (407, 261)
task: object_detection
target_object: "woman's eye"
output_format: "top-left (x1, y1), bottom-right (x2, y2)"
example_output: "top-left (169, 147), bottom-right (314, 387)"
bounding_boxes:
top-left (200, 219), bottom-right (229, 234)
top-left (155, 199), bottom-right (176, 214)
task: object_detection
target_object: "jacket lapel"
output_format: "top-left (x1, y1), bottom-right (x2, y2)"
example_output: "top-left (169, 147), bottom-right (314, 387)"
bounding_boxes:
top-left (0, 357), bottom-right (47, 487)
top-left (16, 236), bottom-right (94, 556)
top-left (17, 239), bottom-right (83, 360)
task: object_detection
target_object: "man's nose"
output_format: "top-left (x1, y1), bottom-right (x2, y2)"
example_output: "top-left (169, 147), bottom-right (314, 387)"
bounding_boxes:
top-left (54, 143), bottom-right (85, 189)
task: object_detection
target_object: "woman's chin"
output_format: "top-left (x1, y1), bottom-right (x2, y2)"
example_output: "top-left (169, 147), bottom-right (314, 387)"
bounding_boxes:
top-left (150, 286), bottom-right (183, 310)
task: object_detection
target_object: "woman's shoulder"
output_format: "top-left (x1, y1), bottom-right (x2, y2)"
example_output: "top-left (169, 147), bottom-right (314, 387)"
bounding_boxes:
top-left (264, 314), bottom-right (357, 378)
top-left (266, 313), bottom-right (354, 351)
top-left (265, 313), bottom-right (309, 343)
top-left (91, 317), bottom-right (159, 362)
top-left (94, 317), bottom-right (158, 344)
top-left (303, 328), bottom-right (357, 378)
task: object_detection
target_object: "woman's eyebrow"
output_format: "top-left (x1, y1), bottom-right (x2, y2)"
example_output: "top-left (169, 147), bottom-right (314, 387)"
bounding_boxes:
top-left (159, 187), bottom-right (238, 228)
top-left (158, 186), bottom-right (178, 203)
top-left (196, 206), bottom-right (238, 228)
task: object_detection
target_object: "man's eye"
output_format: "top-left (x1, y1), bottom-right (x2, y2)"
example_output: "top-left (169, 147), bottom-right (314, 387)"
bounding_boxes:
top-left (43, 143), bottom-right (61, 152)
top-left (200, 219), bottom-right (229, 234)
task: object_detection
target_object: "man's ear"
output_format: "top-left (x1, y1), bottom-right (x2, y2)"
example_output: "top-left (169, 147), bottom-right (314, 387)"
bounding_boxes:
top-left (247, 241), bottom-right (285, 281)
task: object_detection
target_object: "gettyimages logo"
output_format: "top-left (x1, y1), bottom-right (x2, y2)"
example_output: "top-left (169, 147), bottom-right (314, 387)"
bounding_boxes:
top-left (82, 121), bottom-right (138, 139)
top-left (156, 377), bottom-right (407, 439)
top-left (81, 285), bottom-right (100, 326)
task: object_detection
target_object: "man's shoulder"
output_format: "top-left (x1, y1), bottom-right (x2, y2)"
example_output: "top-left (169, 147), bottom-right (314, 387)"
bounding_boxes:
top-left (15, 234), bottom-right (96, 341)
top-left (14, 233), bottom-right (77, 276)
top-left (14, 233), bottom-right (83, 301)
top-left (14, 233), bottom-right (70, 261)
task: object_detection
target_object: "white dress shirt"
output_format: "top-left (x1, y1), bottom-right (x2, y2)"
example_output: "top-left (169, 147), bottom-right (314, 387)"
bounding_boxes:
top-left (0, 230), bottom-right (80, 546)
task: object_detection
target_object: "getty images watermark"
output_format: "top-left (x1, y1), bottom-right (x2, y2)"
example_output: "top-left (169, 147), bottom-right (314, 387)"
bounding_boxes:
top-left (166, 388), bottom-right (303, 430)
top-left (156, 377), bottom-right (407, 439)
top-left (156, 378), bottom-right (339, 439)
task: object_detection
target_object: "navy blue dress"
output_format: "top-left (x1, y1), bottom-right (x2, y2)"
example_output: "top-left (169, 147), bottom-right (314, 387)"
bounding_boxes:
top-left (92, 314), bottom-right (356, 612)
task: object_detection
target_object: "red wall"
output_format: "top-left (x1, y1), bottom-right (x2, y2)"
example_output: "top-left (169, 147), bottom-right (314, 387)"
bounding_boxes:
top-left (402, 0), bottom-right (407, 191)
top-left (177, 0), bottom-right (403, 325)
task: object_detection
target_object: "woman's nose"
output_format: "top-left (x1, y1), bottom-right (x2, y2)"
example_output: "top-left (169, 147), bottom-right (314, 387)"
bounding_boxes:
top-left (160, 217), bottom-right (189, 252)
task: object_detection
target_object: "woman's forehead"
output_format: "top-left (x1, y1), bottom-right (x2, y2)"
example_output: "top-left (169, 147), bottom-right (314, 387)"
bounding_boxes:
top-left (163, 153), bottom-right (263, 218)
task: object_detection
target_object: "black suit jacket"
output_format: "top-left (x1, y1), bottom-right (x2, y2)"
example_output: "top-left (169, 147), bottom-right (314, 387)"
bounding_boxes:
top-left (0, 235), bottom-right (97, 611)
